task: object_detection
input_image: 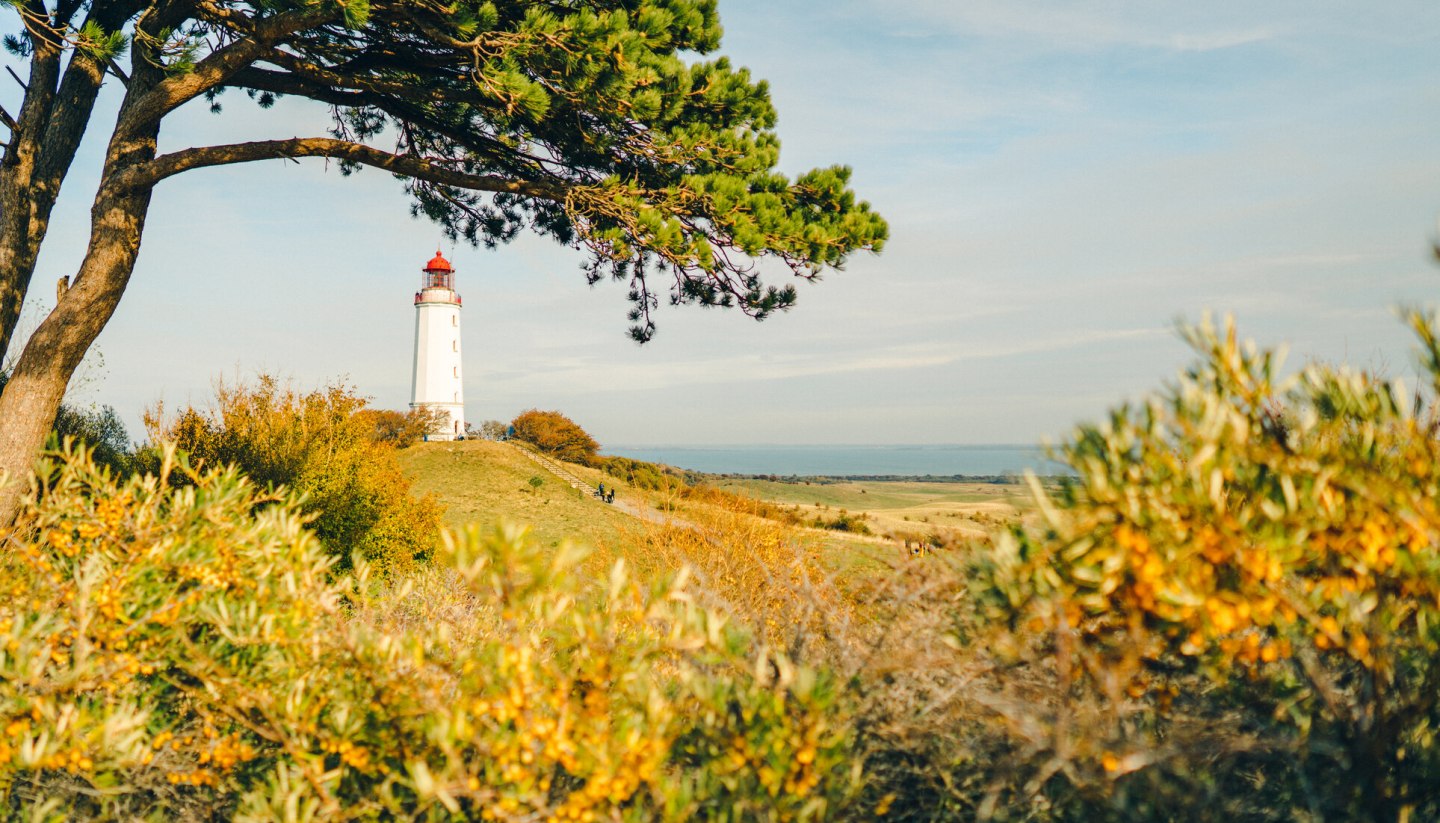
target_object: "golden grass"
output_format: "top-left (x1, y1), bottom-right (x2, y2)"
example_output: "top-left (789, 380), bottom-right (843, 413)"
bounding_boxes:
top-left (715, 477), bottom-right (1033, 541)
top-left (397, 443), bottom-right (1033, 601)
top-left (396, 440), bottom-right (639, 569)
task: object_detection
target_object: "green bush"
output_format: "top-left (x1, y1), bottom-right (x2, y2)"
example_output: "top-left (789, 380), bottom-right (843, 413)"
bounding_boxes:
top-left (596, 455), bottom-right (689, 493)
top-left (141, 376), bottom-right (441, 573)
top-left (52, 404), bottom-right (133, 478)
top-left (0, 443), bottom-right (862, 820)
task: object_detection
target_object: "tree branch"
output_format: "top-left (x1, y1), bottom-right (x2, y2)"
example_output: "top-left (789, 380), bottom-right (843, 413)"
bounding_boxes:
top-left (117, 5), bottom-right (340, 135)
top-left (120, 137), bottom-right (569, 202)
top-left (105, 56), bottom-right (130, 86)
top-left (226, 65), bottom-right (565, 178)
top-left (15, 0), bottom-right (63, 51)
top-left (256, 46), bottom-right (476, 107)
top-left (42, 1), bottom-right (145, 180)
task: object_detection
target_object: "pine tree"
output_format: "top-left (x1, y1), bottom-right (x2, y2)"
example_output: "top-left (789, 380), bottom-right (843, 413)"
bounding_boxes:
top-left (0, 0), bottom-right (887, 522)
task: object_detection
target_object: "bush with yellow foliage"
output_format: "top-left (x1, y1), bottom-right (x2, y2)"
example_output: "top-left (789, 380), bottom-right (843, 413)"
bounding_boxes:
top-left (0, 442), bottom-right (860, 819)
top-left (972, 314), bottom-right (1440, 820)
top-left (510, 409), bottom-right (600, 465)
top-left (142, 376), bottom-right (441, 574)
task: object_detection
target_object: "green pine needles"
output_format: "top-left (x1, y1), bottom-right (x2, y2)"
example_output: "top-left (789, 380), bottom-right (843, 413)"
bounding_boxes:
top-left (278, 0), bottom-right (891, 340)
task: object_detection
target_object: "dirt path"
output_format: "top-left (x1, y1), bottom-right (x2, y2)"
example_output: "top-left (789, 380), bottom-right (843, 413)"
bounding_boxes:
top-left (509, 442), bottom-right (691, 528)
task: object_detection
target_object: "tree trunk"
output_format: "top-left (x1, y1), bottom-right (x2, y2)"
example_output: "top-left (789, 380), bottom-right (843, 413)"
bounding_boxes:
top-left (0, 43), bottom-right (63, 365)
top-left (0, 138), bottom-right (155, 522)
top-left (0, 0), bottom-right (141, 364)
top-left (0, 40), bottom-right (127, 363)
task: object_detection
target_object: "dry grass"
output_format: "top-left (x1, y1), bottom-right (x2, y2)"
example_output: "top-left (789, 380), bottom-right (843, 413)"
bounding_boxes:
top-left (621, 496), bottom-right (858, 662)
top-left (393, 443), bottom-right (1059, 816)
top-left (715, 477), bottom-right (1033, 543)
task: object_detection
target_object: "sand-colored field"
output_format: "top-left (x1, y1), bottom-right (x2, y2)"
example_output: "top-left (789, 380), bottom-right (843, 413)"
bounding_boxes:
top-left (714, 477), bottom-right (1034, 541)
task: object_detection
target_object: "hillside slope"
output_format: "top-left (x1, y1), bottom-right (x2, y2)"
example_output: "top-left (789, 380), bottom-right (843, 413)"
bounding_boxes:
top-left (400, 440), bottom-right (1034, 572)
top-left (397, 440), bottom-right (639, 560)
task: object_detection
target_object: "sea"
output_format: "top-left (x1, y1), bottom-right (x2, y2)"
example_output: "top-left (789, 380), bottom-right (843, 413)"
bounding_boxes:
top-left (603, 444), bottom-right (1070, 478)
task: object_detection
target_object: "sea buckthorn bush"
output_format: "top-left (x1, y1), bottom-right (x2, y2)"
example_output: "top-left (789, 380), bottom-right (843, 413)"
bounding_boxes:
top-left (971, 315), bottom-right (1440, 820)
top-left (0, 443), bottom-right (860, 820)
top-left (142, 375), bottom-right (441, 574)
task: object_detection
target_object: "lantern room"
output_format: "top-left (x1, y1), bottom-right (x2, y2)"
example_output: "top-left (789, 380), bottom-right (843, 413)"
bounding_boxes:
top-left (422, 250), bottom-right (454, 290)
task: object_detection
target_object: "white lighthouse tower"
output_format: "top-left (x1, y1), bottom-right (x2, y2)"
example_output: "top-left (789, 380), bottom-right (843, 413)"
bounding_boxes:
top-left (410, 251), bottom-right (465, 440)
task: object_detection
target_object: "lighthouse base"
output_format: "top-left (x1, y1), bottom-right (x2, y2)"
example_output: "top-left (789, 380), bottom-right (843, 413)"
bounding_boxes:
top-left (411, 402), bottom-right (465, 441)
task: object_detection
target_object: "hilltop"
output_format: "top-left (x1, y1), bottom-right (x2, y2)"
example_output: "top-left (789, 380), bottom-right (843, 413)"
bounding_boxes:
top-left (396, 439), bottom-right (640, 558)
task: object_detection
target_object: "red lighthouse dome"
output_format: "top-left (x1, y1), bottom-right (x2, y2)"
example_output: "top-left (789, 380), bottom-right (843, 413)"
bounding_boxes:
top-left (423, 250), bottom-right (453, 273)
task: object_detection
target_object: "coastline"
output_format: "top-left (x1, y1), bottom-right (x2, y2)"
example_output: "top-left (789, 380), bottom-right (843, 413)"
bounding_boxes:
top-left (603, 443), bottom-right (1070, 478)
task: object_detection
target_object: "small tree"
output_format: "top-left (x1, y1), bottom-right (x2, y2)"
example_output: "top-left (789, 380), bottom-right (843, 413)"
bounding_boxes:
top-left (51, 402), bottom-right (133, 476)
top-left (511, 409), bottom-right (599, 465)
top-left (480, 420), bottom-right (509, 441)
top-left (358, 407), bottom-right (449, 448)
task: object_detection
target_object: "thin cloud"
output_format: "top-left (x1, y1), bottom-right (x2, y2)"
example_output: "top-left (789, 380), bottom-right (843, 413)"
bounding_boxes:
top-left (478, 327), bottom-right (1170, 397)
top-left (1168, 28), bottom-right (1276, 52)
top-left (860, 0), bottom-right (1281, 54)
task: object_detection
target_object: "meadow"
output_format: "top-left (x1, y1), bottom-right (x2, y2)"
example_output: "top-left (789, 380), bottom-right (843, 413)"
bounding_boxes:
top-left (398, 439), bottom-right (638, 556)
top-left (711, 477), bottom-right (1033, 542)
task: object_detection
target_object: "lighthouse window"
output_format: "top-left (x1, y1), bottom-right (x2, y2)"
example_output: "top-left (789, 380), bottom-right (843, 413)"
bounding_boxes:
top-left (452, 340), bottom-right (457, 352)
top-left (453, 366), bottom-right (458, 378)
top-left (451, 315), bottom-right (457, 327)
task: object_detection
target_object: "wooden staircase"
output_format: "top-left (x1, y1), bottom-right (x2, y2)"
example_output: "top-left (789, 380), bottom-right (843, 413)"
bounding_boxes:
top-left (509, 441), bottom-right (597, 494)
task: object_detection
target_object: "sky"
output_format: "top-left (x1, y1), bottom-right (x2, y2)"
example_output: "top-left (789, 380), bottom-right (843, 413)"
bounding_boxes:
top-left (5, 1), bottom-right (1440, 449)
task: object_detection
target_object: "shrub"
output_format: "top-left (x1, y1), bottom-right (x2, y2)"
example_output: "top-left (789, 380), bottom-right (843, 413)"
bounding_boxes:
top-left (628, 498), bottom-right (856, 661)
top-left (592, 458), bottom-right (811, 531)
top-left (597, 455), bottom-right (688, 493)
top-left (813, 510), bottom-right (870, 535)
top-left (0, 443), bottom-right (862, 820)
top-left (52, 404), bottom-right (134, 478)
top-left (510, 409), bottom-right (599, 465)
top-left (969, 315), bottom-right (1440, 821)
top-left (356, 407), bottom-right (449, 448)
top-left (141, 376), bottom-right (441, 573)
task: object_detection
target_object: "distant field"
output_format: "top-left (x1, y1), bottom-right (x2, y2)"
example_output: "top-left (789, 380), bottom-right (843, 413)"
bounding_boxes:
top-left (713, 477), bottom-right (1034, 540)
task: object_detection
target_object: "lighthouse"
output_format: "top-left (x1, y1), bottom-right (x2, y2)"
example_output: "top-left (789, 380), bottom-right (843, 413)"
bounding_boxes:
top-left (410, 250), bottom-right (465, 440)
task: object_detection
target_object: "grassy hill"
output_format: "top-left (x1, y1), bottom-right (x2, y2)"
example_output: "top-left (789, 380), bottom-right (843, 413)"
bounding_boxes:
top-left (399, 440), bottom-right (1031, 582)
top-left (397, 440), bottom-right (641, 562)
